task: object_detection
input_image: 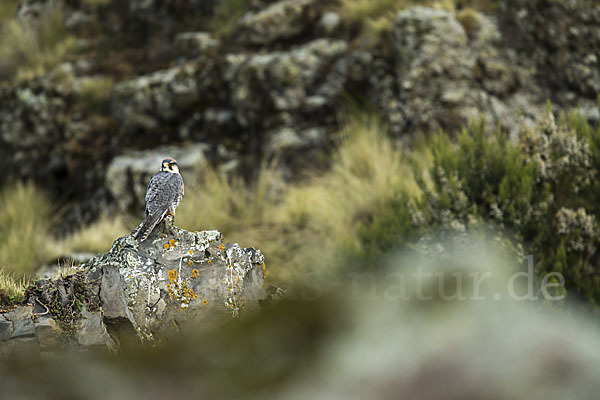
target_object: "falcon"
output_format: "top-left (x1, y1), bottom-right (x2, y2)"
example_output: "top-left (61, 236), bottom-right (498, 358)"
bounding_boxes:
top-left (134, 158), bottom-right (185, 241)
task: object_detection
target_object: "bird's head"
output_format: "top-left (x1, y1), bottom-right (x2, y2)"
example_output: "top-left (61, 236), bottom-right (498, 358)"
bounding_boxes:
top-left (161, 158), bottom-right (180, 174)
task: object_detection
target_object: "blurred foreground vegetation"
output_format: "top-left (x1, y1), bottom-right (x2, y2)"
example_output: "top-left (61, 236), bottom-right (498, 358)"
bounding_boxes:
top-left (3, 245), bottom-right (600, 399)
top-left (1, 103), bottom-right (600, 312)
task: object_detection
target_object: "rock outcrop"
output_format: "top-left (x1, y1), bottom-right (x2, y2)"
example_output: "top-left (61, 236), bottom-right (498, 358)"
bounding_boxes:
top-left (394, 7), bottom-right (540, 134)
top-left (233, 0), bottom-right (321, 45)
top-left (0, 218), bottom-right (266, 356)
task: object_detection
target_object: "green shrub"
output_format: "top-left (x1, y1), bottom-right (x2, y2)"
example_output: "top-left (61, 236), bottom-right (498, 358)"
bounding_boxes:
top-left (358, 109), bottom-right (600, 310)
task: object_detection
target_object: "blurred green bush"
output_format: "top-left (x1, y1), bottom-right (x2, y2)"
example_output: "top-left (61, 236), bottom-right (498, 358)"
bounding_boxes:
top-left (358, 105), bottom-right (600, 309)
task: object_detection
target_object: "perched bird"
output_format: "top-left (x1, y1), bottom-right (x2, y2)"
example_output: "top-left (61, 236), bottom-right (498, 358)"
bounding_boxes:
top-left (134, 158), bottom-right (185, 242)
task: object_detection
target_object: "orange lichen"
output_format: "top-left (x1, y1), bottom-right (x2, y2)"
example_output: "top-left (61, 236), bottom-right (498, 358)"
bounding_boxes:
top-left (189, 250), bottom-right (194, 254)
top-left (164, 243), bottom-right (170, 249)
top-left (207, 260), bottom-right (212, 264)
top-left (219, 244), bottom-right (225, 251)
top-left (168, 269), bottom-right (177, 281)
top-left (166, 268), bottom-right (198, 310)
top-left (262, 262), bottom-right (267, 278)
top-left (169, 239), bottom-right (176, 247)
top-left (202, 300), bottom-right (207, 305)
top-left (188, 259), bottom-right (194, 267)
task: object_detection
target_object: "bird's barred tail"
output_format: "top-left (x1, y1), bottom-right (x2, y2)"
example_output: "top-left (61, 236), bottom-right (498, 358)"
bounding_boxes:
top-left (134, 212), bottom-right (163, 241)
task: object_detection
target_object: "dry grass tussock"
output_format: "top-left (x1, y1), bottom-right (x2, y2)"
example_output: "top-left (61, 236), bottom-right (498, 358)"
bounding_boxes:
top-left (0, 269), bottom-right (28, 304)
top-left (0, 1), bottom-right (74, 81)
top-left (0, 182), bottom-right (57, 276)
top-left (56, 214), bottom-right (133, 255)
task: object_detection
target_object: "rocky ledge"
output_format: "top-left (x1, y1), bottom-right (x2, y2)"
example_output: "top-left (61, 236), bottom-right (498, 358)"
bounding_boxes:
top-left (0, 217), bottom-right (267, 356)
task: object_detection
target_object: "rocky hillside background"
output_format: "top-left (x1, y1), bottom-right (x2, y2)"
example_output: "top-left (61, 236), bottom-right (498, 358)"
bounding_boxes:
top-left (1, 0), bottom-right (600, 308)
top-left (1, 0), bottom-right (598, 228)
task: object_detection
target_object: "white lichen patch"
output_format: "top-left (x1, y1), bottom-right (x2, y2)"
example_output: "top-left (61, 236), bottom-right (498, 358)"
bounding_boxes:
top-left (195, 230), bottom-right (222, 244)
top-left (119, 251), bottom-right (165, 334)
top-left (222, 244), bottom-right (259, 318)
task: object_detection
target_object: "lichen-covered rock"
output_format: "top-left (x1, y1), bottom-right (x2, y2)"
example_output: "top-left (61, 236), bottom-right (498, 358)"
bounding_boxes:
top-left (226, 38), bottom-right (350, 126)
top-left (393, 7), bottom-right (542, 135)
top-left (0, 220), bottom-right (266, 356)
top-left (112, 62), bottom-right (202, 132)
top-left (266, 126), bottom-right (326, 153)
top-left (0, 71), bottom-right (72, 182)
top-left (234, 0), bottom-right (320, 45)
top-left (501, 1), bottom-right (600, 101)
top-left (105, 144), bottom-right (207, 214)
top-left (175, 32), bottom-right (220, 59)
top-left (87, 217), bottom-right (266, 340)
top-left (111, 55), bottom-right (227, 138)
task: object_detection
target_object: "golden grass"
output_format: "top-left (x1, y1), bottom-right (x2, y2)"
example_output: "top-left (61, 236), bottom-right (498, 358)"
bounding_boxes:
top-left (57, 214), bottom-right (133, 255)
top-left (279, 114), bottom-right (414, 239)
top-left (176, 161), bottom-right (282, 235)
top-left (54, 259), bottom-right (83, 279)
top-left (0, 182), bottom-right (56, 276)
top-left (265, 114), bottom-right (418, 281)
top-left (0, 269), bottom-right (27, 297)
top-left (0, 269), bottom-right (27, 304)
top-left (0, 2), bottom-right (75, 81)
